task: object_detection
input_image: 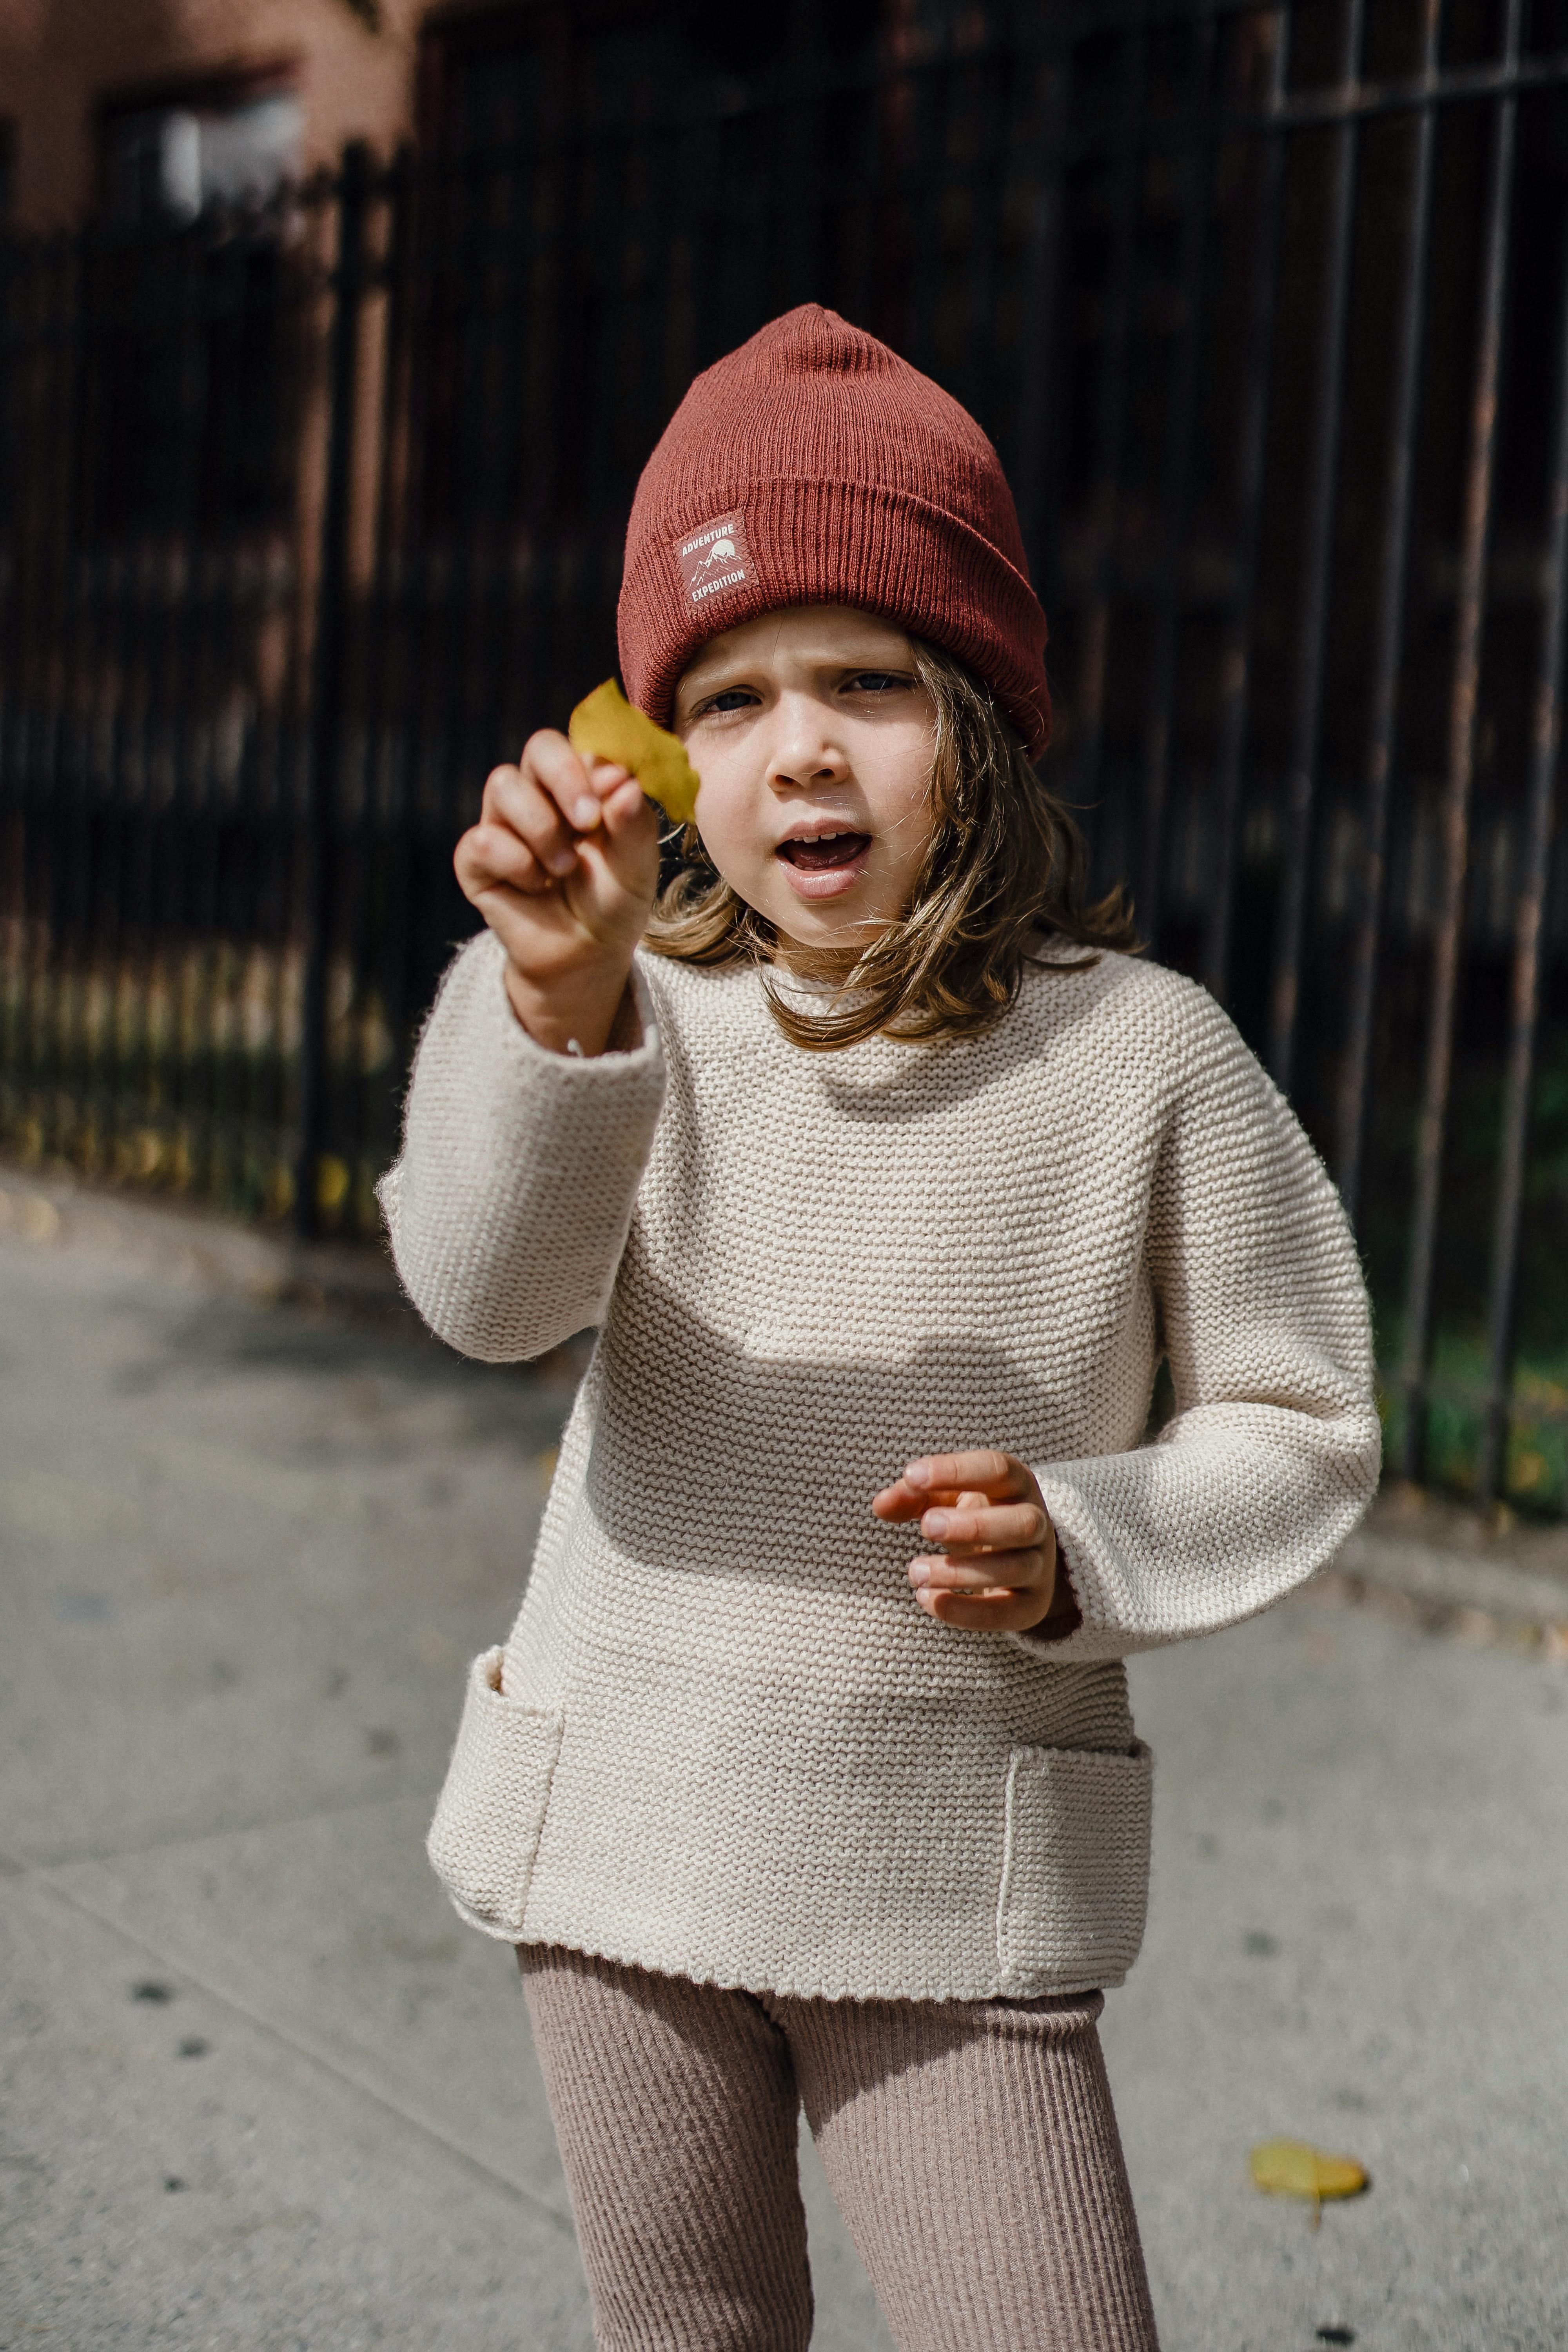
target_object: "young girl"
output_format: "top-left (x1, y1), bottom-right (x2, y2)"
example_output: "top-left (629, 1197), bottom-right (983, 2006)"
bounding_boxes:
top-left (381, 305), bottom-right (1379, 2352)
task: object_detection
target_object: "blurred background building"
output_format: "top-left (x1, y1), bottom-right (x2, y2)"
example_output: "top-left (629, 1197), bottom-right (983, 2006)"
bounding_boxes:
top-left (3, 0), bottom-right (1568, 1518)
top-left (0, 0), bottom-right (417, 230)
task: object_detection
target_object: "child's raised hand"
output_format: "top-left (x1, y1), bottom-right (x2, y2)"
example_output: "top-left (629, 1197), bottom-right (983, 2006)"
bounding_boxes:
top-left (454, 728), bottom-right (662, 1056)
top-left (871, 1451), bottom-right (1065, 1635)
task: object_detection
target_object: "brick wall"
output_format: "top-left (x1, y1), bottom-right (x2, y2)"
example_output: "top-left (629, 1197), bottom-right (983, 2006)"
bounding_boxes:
top-left (0, 0), bottom-right (431, 227)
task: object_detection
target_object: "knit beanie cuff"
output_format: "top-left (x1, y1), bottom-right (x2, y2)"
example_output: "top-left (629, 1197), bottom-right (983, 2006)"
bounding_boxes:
top-left (615, 307), bottom-right (1051, 759)
top-left (620, 473), bottom-right (1050, 759)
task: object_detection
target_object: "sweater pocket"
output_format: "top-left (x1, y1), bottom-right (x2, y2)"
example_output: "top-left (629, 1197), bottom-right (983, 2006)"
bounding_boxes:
top-left (996, 1741), bottom-right (1154, 1991)
top-left (426, 1647), bottom-right (564, 1939)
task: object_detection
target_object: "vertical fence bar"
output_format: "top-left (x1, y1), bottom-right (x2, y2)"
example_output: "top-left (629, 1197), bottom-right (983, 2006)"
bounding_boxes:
top-left (261, 212), bottom-right (314, 1208)
top-left (1268, 0), bottom-right (1363, 1090)
top-left (1136, 4), bottom-right (1218, 950)
top-left (1395, 4), bottom-right (1521, 1484)
top-left (437, 130), bottom-right (498, 809)
top-left (295, 145), bottom-right (369, 1239)
top-left (900, 17), bottom-right (959, 377)
top-left (779, 0), bottom-right (828, 314)
top-left (1476, 208), bottom-right (1568, 1507)
top-left (200, 218), bottom-right (262, 1207)
top-left (1072, 9), bottom-right (1147, 822)
top-left (958, 20), bottom-right (1021, 445)
top-left (8, 238), bottom-right (43, 1132)
top-left (7, 242), bottom-right (42, 1127)
top-left (0, 232), bottom-right (20, 1105)
top-left (1010, 18), bottom-right (1071, 597)
top-left (389, 143), bottom-right (452, 947)
top-left (139, 227), bottom-right (204, 1189)
top-left (27, 240), bottom-right (59, 1144)
top-left (172, 222), bottom-right (227, 1201)
top-left (469, 113), bottom-right (535, 789)
top-left (438, 109), bottom-right (552, 820)
top-left (41, 233), bottom-right (89, 1167)
top-left (80, 230), bottom-right (126, 1179)
top-left (99, 249), bottom-right (156, 1175)
top-left (1203, 5), bottom-right (1288, 1006)
top-left (229, 210), bottom-right (296, 1207)
top-left (361, 149), bottom-right (416, 1180)
top-left (62, 232), bottom-right (105, 1172)
top-left (18, 240), bottom-right (62, 1137)
top-left (586, 95), bottom-right (623, 686)
top-left (1334, 0), bottom-right (1442, 1228)
top-left (842, 16), bottom-right (891, 332)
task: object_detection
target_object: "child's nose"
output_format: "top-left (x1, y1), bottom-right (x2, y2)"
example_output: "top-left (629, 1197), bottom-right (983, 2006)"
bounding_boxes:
top-left (766, 697), bottom-right (848, 790)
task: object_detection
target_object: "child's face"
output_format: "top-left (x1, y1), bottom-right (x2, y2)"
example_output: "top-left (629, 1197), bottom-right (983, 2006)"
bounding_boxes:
top-left (671, 605), bottom-right (937, 957)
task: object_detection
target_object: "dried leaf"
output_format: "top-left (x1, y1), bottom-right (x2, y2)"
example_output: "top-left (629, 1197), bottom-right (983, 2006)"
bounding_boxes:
top-left (1250, 2138), bottom-right (1370, 2215)
top-left (568, 680), bottom-right (701, 827)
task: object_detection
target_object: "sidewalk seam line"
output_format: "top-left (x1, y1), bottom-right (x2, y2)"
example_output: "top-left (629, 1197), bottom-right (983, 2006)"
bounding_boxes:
top-left (15, 1785), bottom-right (446, 1875)
top-left (28, 1869), bottom-right (574, 2236)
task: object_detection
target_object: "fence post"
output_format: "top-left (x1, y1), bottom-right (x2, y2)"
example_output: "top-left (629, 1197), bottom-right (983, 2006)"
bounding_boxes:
top-left (295, 142), bottom-right (370, 1239)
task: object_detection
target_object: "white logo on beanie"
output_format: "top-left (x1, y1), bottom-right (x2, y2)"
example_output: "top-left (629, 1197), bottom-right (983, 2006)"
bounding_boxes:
top-left (675, 514), bottom-right (751, 607)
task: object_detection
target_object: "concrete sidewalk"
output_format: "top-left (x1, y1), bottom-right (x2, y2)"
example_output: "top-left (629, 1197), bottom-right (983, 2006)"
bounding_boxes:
top-left (2, 1194), bottom-right (1564, 2351)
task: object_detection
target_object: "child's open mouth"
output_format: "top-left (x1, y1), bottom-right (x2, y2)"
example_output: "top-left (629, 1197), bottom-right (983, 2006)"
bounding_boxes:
top-left (776, 831), bottom-right (872, 899)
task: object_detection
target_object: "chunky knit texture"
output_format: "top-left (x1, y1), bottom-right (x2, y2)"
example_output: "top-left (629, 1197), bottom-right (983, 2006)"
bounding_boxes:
top-left (382, 932), bottom-right (1379, 2000)
top-left (616, 305), bottom-right (1052, 757)
top-left (521, 1944), bottom-right (1159, 2352)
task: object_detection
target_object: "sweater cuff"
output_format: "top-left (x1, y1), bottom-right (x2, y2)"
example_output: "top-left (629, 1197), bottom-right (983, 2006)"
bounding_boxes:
top-left (1003, 1466), bottom-right (1140, 1664)
top-left (480, 932), bottom-right (662, 1080)
top-left (378, 931), bottom-right (668, 1361)
top-left (1004, 1523), bottom-right (1085, 1657)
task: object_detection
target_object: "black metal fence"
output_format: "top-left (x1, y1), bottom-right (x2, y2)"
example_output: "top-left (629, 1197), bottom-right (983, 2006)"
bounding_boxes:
top-left (5, 0), bottom-right (1568, 1511)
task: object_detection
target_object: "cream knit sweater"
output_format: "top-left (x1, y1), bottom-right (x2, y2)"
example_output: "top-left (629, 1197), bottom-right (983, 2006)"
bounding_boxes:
top-left (381, 929), bottom-right (1379, 2002)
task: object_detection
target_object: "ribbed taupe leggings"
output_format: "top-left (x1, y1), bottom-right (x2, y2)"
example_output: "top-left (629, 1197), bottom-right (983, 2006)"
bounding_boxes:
top-left (519, 1944), bottom-right (1159, 2352)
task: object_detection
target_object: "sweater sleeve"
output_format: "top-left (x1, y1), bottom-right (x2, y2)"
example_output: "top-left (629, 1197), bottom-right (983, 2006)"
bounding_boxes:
top-left (1021, 988), bottom-right (1381, 1662)
top-left (377, 931), bottom-right (667, 1362)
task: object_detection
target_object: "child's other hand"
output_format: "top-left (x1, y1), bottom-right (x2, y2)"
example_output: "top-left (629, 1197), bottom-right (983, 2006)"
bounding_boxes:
top-left (871, 1451), bottom-right (1067, 1635)
top-left (454, 728), bottom-right (661, 1055)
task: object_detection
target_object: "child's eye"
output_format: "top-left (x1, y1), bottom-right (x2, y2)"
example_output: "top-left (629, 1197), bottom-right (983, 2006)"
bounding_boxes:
top-left (702, 688), bottom-right (760, 714)
top-left (842, 671), bottom-right (909, 694)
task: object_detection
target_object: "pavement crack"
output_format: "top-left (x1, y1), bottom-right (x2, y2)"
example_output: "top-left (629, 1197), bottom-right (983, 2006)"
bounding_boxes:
top-left (28, 1870), bottom-right (575, 2237)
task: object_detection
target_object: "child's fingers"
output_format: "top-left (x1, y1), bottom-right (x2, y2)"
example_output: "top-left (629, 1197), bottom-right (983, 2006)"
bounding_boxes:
top-left (570, 776), bottom-right (661, 922)
top-left (481, 759), bottom-right (586, 879)
top-left (878, 1452), bottom-right (1057, 1635)
top-left (870, 1479), bottom-right (927, 1522)
top-left (456, 818), bottom-right (559, 902)
top-left (871, 1452), bottom-right (1032, 1523)
top-left (915, 1498), bottom-right (1051, 1554)
top-left (590, 767), bottom-right (661, 864)
top-left (873, 1477), bottom-right (985, 1521)
top-left (916, 1586), bottom-right (1054, 1633)
top-left (595, 768), bottom-right (646, 832)
top-left (908, 1547), bottom-right (1046, 1597)
top-left (900, 1449), bottom-right (1024, 1498)
top-left (519, 728), bottom-right (606, 832)
top-left (871, 1472), bottom-right (989, 1520)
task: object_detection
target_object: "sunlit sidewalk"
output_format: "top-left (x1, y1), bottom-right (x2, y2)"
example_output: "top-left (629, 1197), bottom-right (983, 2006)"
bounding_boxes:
top-left (2, 1191), bottom-right (1564, 2352)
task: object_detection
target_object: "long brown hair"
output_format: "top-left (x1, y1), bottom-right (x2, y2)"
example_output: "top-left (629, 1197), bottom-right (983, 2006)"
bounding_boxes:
top-left (644, 637), bottom-right (1138, 1051)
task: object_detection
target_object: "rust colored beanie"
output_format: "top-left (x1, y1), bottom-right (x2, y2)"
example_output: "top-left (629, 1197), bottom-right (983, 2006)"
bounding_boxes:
top-left (617, 305), bottom-right (1051, 759)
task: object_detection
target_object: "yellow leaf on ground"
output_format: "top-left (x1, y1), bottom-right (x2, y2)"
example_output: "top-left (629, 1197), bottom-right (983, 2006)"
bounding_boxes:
top-left (568, 679), bottom-right (701, 827)
top-left (1250, 2138), bottom-right (1370, 2206)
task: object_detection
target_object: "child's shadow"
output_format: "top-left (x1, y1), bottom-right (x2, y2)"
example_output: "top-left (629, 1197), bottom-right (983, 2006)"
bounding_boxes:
top-left (580, 1255), bottom-right (1151, 1605)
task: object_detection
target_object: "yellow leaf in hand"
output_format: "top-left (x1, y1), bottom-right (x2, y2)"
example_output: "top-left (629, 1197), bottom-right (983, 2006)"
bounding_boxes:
top-left (568, 679), bottom-right (701, 828)
top-left (1250, 2138), bottom-right (1370, 2211)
